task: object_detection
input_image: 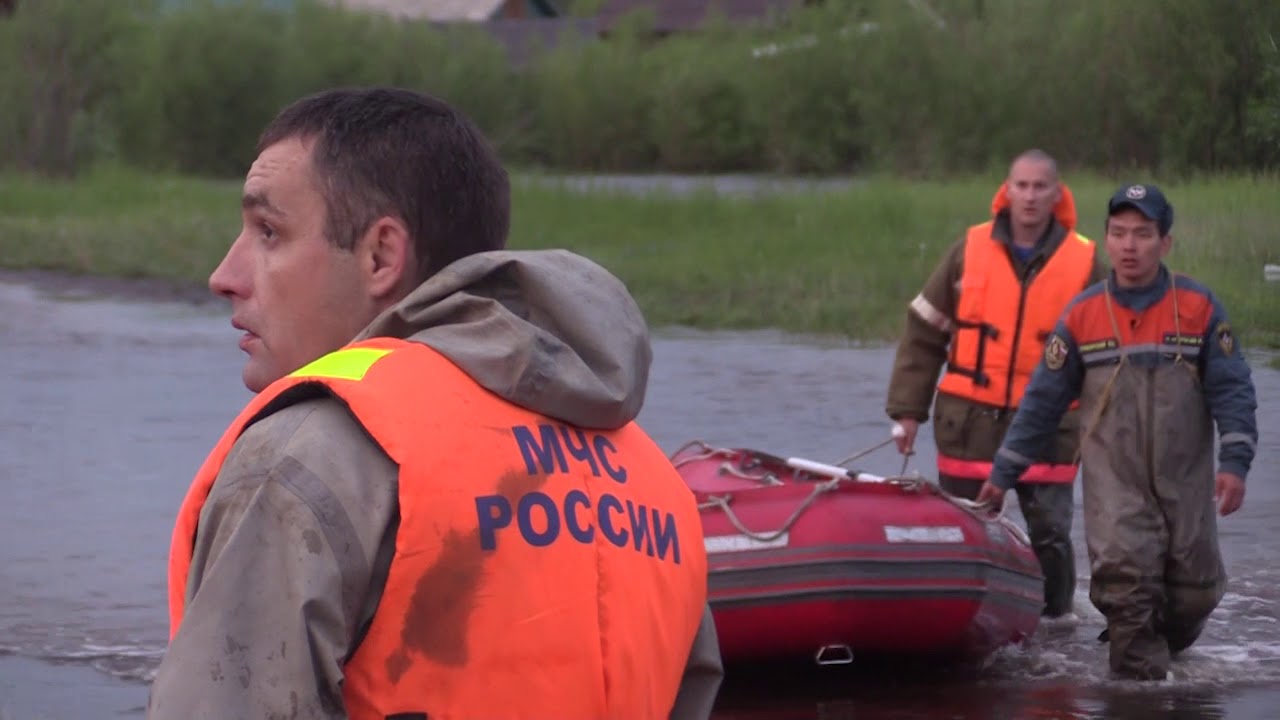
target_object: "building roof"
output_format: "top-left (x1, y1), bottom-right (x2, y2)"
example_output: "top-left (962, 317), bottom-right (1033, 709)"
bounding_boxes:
top-left (477, 17), bottom-right (601, 65)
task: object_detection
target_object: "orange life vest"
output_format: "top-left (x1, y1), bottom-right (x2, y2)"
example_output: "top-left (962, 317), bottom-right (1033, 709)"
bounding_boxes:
top-left (937, 185), bottom-right (1095, 411)
top-left (168, 338), bottom-right (709, 720)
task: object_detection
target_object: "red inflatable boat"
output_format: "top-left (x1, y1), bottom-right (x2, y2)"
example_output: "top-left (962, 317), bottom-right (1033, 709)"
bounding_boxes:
top-left (671, 441), bottom-right (1044, 666)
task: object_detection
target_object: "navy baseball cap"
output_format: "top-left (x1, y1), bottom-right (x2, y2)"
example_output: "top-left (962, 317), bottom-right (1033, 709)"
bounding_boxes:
top-left (1108, 183), bottom-right (1173, 235)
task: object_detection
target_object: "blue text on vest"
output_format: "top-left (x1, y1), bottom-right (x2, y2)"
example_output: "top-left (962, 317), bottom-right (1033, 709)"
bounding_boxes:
top-left (470, 424), bottom-right (682, 564)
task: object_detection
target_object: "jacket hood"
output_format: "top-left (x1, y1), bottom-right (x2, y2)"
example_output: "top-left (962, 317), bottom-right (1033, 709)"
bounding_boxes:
top-left (990, 181), bottom-right (1078, 231)
top-left (355, 249), bottom-right (651, 430)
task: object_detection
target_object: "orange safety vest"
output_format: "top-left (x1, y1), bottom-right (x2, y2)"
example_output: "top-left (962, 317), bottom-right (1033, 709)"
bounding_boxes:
top-left (934, 221), bottom-right (1091, 485)
top-left (168, 338), bottom-right (708, 720)
top-left (937, 185), bottom-right (1095, 411)
top-left (934, 185), bottom-right (1095, 484)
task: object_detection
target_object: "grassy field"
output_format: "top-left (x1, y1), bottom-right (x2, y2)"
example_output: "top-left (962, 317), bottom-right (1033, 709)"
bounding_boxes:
top-left (1, 167), bottom-right (1277, 349)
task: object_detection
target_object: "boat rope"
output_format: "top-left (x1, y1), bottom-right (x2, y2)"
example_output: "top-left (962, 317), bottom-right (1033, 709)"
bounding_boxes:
top-left (669, 440), bottom-right (732, 468)
top-left (877, 468), bottom-right (1030, 546)
top-left (832, 437), bottom-right (897, 467)
top-left (936, 492), bottom-right (1030, 546)
top-left (717, 462), bottom-right (785, 485)
top-left (836, 439), bottom-right (1032, 547)
top-left (670, 440), bottom-right (785, 485)
top-left (697, 476), bottom-right (845, 543)
top-left (679, 439), bottom-right (1032, 547)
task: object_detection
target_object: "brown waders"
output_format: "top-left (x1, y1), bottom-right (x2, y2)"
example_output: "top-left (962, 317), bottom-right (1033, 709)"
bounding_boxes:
top-left (1078, 354), bottom-right (1225, 680)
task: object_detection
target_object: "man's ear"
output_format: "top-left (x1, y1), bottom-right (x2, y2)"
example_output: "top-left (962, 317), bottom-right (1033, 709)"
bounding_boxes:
top-left (358, 216), bottom-right (415, 300)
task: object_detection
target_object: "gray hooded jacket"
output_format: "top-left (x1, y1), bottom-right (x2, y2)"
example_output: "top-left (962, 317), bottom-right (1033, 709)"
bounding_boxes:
top-left (147, 249), bottom-right (724, 719)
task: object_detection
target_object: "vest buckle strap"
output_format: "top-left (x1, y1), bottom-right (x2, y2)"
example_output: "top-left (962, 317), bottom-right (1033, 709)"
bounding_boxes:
top-left (944, 362), bottom-right (991, 388)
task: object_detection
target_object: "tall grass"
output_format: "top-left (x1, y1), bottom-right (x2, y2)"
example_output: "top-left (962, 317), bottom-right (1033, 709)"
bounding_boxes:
top-left (1, 0), bottom-right (1278, 178)
top-left (1, 0), bottom-right (1275, 342)
top-left (2, 168), bottom-right (1276, 348)
top-left (0, 166), bottom-right (237, 283)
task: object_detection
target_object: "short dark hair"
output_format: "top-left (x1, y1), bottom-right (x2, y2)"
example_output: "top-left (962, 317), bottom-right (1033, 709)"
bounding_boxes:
top-left (1010, 148), bottom-right (1058, 181)
top-left (257, 87), bottom-right (511, 279)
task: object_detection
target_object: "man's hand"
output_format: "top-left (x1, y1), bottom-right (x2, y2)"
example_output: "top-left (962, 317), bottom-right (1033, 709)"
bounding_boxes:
top-left (1215, 471), bottom-right (1245, 516)
top-left (893, 419), bottom-right (919, 455)
top-left (975, 481), bottom-right (1006, 510)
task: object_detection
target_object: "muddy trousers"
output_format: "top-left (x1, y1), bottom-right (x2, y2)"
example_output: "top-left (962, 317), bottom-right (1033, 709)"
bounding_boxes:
top-left (940, 475), bottom-right (1076, 617)
top-left (1084, 479), bottom-right (1226, 680)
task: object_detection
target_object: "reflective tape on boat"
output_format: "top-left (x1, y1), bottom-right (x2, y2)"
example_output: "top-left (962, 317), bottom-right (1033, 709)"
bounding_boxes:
top-left (883, 525), bottom-right (965, 543)
top-left (705, 533), bottom-right (790, 553)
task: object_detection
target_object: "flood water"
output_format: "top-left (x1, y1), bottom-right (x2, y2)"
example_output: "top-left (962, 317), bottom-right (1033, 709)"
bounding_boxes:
top-left (1, 273), bottom-right (1278, 720)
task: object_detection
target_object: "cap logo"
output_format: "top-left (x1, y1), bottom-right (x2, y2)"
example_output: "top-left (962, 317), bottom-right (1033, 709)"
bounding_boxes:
top-left (1125, 185), bottom-right (1147, 199)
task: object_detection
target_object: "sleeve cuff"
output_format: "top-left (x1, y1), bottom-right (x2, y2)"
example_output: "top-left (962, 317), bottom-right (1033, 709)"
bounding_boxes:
top-left (886, 408), bottom-right (929, 423)
top-left (989, 462), bottom-right (1019, 490)
top-left (1219, 461), bottom-right (1249, 481)
top-left (992, 474), bottom-right (1019, 491)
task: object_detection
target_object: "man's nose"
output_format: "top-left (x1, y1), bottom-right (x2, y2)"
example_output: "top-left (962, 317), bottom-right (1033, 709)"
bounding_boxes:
top-left (209, 235), bottom-right (248, 299)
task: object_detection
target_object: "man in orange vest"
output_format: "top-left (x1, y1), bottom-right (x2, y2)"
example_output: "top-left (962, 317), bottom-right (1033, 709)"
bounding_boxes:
top-left (977, 184), bottom-right (1258, 679)
top-left (148, 87), bottom-right (723, 719)
top-left (885, 149), bottom-right (1105, 619)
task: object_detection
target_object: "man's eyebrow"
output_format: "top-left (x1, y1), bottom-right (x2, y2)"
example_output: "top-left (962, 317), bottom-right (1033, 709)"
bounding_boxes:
top-left (241, 191), bottom-right (286, 219)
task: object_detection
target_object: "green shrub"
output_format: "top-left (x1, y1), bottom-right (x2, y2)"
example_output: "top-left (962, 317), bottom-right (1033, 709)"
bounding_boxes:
top-left (0, 0), bottom-right (150, 176)
top-left (0, 0), bottom-right (1277, 176)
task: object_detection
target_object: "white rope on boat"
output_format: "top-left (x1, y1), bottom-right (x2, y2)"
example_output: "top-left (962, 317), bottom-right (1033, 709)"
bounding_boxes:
top-left (669, 440), bottom-right (732, 468)
top-left (832, 436), bottom-right (897, 467)
top-left (835, 434), bottom-right (1033, 547)
top-left (672, 439), bottom-right (784, 485)
top-left (935, 491), bottom-right (1031, 547)
top-left (679, 438), bottom-right (1032, 548)
top-left (697, 476), bottom-right (845, 543)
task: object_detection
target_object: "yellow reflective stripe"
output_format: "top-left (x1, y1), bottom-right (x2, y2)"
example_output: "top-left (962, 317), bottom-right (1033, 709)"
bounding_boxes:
top-left (288, 347), bottom-right (392, 381)
top-left (1076, 232), bottom-right (1093, 245)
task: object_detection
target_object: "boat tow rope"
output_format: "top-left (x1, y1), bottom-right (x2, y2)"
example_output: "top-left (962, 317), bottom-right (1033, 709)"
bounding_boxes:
top-left (673, 439), bottom-right (1032, 547)
top-left (832, 436), bottom-right (898, 467)
top-left (698, 475), bottom-right (846, 543)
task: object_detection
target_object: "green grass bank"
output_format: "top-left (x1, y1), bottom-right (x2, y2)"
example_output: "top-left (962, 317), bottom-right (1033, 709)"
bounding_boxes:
top-left (2, 168), bottom-right (1277, 348)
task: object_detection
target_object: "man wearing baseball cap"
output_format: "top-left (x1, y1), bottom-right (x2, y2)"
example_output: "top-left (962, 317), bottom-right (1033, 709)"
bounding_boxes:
top-left (1110, 182), bottom-right (1175, 234)
top-left (975, 183), bottom-right (1259, 680)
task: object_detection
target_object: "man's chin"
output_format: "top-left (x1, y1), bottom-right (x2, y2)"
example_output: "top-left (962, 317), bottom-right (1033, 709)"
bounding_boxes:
top-left (1114, 270), bottom-right (1148, 287)
top-left (241, 363), bottom-right (278, 394)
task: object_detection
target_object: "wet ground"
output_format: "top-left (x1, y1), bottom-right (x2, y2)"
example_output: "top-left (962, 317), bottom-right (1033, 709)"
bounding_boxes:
top-left (1, 273), bottom-right (1277, 719)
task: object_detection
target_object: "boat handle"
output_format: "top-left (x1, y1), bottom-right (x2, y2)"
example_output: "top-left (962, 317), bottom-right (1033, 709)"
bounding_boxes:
top-left (786, 457), bottom-right (886, 483)
top-left (814, 644), bottom-right (855, 666)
